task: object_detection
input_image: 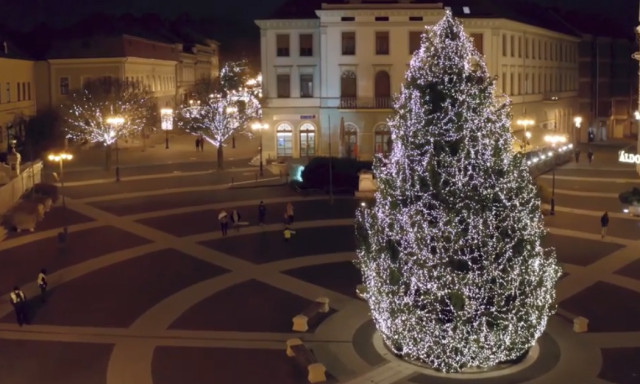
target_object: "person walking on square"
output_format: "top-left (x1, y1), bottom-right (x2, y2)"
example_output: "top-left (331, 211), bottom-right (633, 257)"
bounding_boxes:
top-left (199, 135), bottom-right (205, 151)
top-left (286, 202), bottom-right (294, 224)
top-left (283, 226), bottom-right (296, 242)
top-left (600, 211), bottom-right (609, 239)
top-left (195, 137), bottom-right (200, 151)
top-left (9, 286), bottom-right (28, 326)
top-left (218, 210), bottom-right (229, 236)
top-left (37, 268), bottom-right (48, 303)
top-left (258, 201), bottom-right (266, 225)
top-left (587, 149), bottom-right (593, 164)
top-left (574, 149), bottom-right (580, 163)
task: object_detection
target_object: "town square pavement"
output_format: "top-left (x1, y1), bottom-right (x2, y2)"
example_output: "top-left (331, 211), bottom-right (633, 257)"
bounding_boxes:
top-left (0, 142), bottom-right (640, 383)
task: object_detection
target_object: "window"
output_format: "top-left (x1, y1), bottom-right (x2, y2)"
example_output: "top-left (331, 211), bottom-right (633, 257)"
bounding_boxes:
top-left (344, 124), bottom-right (358, 159)
top-left (532, 39), bottom-right (536, 59)
top-left (340, 71), bottom-right (357, 107)
top-left (299, 34), bottom-right (313, 56)
top-left (6, 82), bottom-right (10, 102)
top-left (510, 72), bottom-right (514, 95)
top-left (374, 124), bottom-right (391, 155)
top-left (276, 34), bottom-right (290, 57)
top-left (375, 16), bottom-right (389, 22)
top-left (525, 38), bottom-right (529, 59)
top-left (16, 83), bottom-right (20, 101)
top-left (470, 33), bottom-right (483, 55)
top-left (409, 31), bottom-right (421, 54)
top-left (342, 32), bottom-right (355, 55)
top-left (510, 35), bottom-right (515, 57)
top-left (518, 36), bottom-right (522, 58)
top-left (27, 83), bottom-right (31, 100)
top-left (375, 31), bottom-right (389, 55)
top-left (60, 77), bottom-right (69, 95)
top-left (341, 16), bottom-right (355, 22)
top-left (374, 71), bottom-right (391, 108)
top-left (277, 74), bottom-right (290, 98)
top-left (276, 124), bottom-right (293, 157)
top-left (502, 35), bottom-right (507, 56)
top-left (409, 16), bottom-right (423, 21)
top-left (300, 74), bottom-right (313, 97)
top-left (299, 123), bottom-right (315, 157)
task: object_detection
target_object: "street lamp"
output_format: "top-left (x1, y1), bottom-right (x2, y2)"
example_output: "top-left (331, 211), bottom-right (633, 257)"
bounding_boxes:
top-left (161, 108), bottom-right (173, 149)
top-left (573, 116), bottom-right (582, 146)
top-left (251, 122), bottom-right (269, 177)
top-left (543, 134), bottom-right (567, 216)
top-left (106, 116), bottom-right (124, 182)
top-left (517, 118), bottom-right (535, 151)
top-left (48, 151), bottom-right (73, 243)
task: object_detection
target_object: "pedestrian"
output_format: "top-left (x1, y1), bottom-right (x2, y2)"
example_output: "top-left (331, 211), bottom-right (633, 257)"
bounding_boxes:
top-left (283, 226), bottom-right (296, 242)
top-left (37, 268), bottom-right (48, 303)
top-left (199, 135), bottom-right (205, 151)
top-left (600, 211), bottom-right (609, 239)
top-left (218, 210), bottom-right (229, 236)
top-left (258, 201), bottom-right (266, 225)
top-left (231, 209), bottom-right (241, 232)
top-left (286, 202), bottom-right (294, 224)
top-left (574, 149), bottom-right (580, 163)
top-left (195, 137), bottom-right (200, 151)
top-left (9, 286), bottom-right (28, 326)
top-left (587, 149), bottom-right (593, 164)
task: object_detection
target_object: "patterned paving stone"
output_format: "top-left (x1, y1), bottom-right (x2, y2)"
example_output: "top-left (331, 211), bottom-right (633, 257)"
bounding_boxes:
top-left (200, 226), bottom-right (356, 264)
top-left (284, 261), bottom-right (362, 299)
top-left (614, 257), bottom-right (640, 280)
top-left (542, 234), bottom-right (623, 267)
top-left (599, 347), bottom-right (640, 384)
top-left (169, 279), bottom-right (315, 332)
top-left (559, 282), bottom-right (640, 332)
top-left (137, 198), bottom-right (359, 237)
top-left (544, 213), bottom-right (640, 240)
top-left (0, 339), bottom-right (112, 384)
top-left (152, 347), bottom-right (304, 384)
top-left (1, 249), bottom-right (227, 327)
top-left (88, 186), bottom-right (298, 216)
top-left (5, 206), bottom-right (93, 239)
top-left (0, 225), bottom-right (151, 295)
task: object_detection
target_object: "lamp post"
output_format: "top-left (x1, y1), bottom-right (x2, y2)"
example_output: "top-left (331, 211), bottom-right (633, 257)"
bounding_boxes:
top-left (517, 118), bottom-right (535, 151)
top-left (48, 151), bottom-right (73, 242)
top-left (161, 108), bottom-right (173, 149)
top-left (573, 116), bottom-right (582, 146)
top-left (106, 116), bottom-right (124, 182)
top-left (544, 134), bottom-right (567, 216)
top-left (251, 122), bottom-right (269, 177)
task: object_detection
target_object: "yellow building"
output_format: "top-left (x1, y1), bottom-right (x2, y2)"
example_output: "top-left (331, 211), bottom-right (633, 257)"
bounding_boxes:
top-left (0, 41), bottom-right (36, 150)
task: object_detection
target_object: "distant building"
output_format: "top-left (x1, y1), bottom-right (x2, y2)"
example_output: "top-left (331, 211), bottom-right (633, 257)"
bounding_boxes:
top-left (256, 0), bottom-right (580, 162)
top-left (0, 37), bottom-right (36, 152)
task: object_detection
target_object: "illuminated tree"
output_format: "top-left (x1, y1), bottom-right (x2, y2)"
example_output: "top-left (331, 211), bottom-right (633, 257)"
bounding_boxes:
top-left (355, 12), bottom-right (561, 373)
top-left (178, 63), bottom-right (261, 169)
top-left (62, 78), bottom-right (157, 169)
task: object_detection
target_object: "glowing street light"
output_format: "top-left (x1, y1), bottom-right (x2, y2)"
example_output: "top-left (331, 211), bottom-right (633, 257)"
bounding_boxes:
top-left (47, 151), bottom-right (73, 242)
top-left (106, 116), bottom-right (124, 182)
top-left (573, 116), bottom-right (582, 145)
top-left (517, 119), bottom-right (535, 151)
top-left (543, 134), bottom-right (566, 216)
top-left (161, 108), bottom-right (174, 149)
top-left (251, 121), bottom-right (269, 177)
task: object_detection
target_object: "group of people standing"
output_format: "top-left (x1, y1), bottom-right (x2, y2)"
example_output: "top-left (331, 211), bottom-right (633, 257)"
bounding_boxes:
top-left (194, 135), bottom-right (205, 152)
top-left (9, 268), bottom-right (48, 327)
top-left (218, 201), bottom-right (297, 241)
top-left (574, 148), bottom-right (594, 164)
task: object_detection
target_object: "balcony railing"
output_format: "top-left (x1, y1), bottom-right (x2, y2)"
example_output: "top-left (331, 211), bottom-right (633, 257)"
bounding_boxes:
top-left (339, 96), bottom-right (393, 109)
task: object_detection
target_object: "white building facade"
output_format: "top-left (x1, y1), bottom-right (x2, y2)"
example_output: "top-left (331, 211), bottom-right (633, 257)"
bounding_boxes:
top-left (256, 1), bottom-right (580, 162)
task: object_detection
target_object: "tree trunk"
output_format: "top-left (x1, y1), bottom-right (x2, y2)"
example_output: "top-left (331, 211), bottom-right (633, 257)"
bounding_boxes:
top-left (217, 146), bottom-right (223, 170)
top-left (105, 144), bottom-right (112, 171)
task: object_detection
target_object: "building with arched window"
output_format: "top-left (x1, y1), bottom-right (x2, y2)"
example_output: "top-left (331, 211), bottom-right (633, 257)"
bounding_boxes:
top-left (256, 0), bottom-right (580, 161)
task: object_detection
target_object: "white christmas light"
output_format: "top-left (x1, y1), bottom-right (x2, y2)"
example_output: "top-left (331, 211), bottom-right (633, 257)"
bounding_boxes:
top-left (355, 11), bottom-right (561, 373)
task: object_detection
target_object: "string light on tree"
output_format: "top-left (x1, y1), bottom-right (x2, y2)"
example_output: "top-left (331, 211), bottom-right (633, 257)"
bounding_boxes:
top-left (355, 11), bottom-right (561, 373)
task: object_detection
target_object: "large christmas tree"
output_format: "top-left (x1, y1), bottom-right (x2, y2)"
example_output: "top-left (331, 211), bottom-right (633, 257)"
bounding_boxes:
top-left (355, 11), bottom-right (561, 373)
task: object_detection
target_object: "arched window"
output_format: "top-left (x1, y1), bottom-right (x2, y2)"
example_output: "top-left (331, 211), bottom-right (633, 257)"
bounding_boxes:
top-left (344, 123), bottom-right (358, 159)
top-left (299, 123), bottom-right (315, 157)
top-left (276, 123), bottom-right (293, 157)
top-left (340, 70), bottom-right (357, 108)
top-left (374, 124), bottom-right (391, 155)
top-left (374, 71), bottom-right (391, 108)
